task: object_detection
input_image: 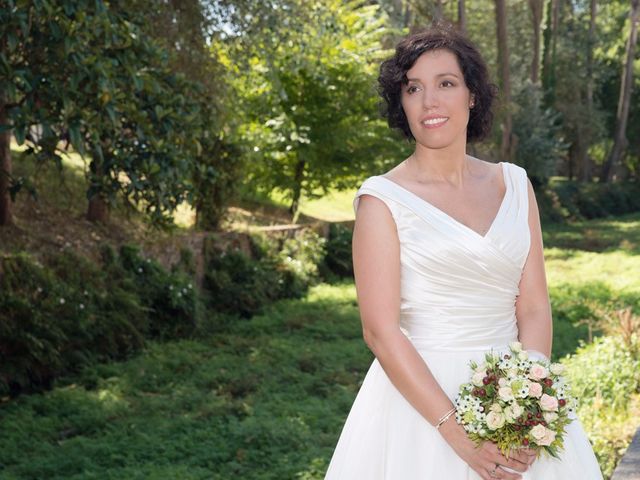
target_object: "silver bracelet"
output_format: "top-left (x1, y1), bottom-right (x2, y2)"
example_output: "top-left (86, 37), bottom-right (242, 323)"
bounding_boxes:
top-left (435, 407), bottom-right (457, 430)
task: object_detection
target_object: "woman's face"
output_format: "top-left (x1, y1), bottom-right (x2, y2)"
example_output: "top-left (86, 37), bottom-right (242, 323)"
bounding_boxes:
top-left (400, 49), bottom-right (473, 151)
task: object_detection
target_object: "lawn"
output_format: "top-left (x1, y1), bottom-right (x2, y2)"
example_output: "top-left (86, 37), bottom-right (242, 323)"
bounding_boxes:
top-left (1, 215), bottom-right (638, 479)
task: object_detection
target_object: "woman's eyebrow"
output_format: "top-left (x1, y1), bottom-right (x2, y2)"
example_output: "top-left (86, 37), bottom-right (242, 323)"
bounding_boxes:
top-left (406, 72), bottom-right (461, 81)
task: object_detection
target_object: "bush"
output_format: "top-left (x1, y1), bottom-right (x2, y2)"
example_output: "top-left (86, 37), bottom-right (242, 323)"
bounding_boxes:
top-left (322, 223), bottom-right (354, 279)
top-left (203, 228), bottom-right (327, 318)
top-left (113, 245), bottom-right (198, 339)
top-left (540, 179), bottom-right (640, 222)
top-left (0, 246), bottom-right (198, 396)
top-left (563, 335), bottom-right (640, 411)
top-left (562, 334), bottom-right (640, 477)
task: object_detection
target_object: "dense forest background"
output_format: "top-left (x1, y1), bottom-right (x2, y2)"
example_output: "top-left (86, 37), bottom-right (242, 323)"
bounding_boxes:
top-left (1, 0), bottom-right (639, 228)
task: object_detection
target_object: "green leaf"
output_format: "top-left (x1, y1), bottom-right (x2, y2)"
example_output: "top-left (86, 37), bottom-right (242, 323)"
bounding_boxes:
top-left (68, 124), bottom-right (85, 155)
top-left (14, 126), bottom-right (26, 145)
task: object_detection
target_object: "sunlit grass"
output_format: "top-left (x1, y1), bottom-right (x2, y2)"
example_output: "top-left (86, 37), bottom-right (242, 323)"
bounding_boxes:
top-left (297, 188), bottom-right (357, 222)
top-left (546, 249), bottom-right (640, 294)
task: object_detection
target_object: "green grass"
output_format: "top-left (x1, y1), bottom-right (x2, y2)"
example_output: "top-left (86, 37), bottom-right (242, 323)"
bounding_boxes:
top-left (1, 204), bottom-right (639, 478)
top-left (296, 189), bottom-right (358, 222)
top-left (0, 283), bottom-right (369, 479)
top-left (543, 213), bottom-right (640, 359)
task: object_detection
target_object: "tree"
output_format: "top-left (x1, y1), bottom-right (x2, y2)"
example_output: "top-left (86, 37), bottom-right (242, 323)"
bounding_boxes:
top-left (0, 0), bottom-right (217, 226)
top-left (458, 0), bottom-right (467, 33)
top-left (0, 88), bottom-right (11, 225)
top-left (542, 0), bottom-right (561, 104)
top-left (225, 0), bottom-right (400, 221)
top-left (601, 0), bottom-right (640, 182)
top-left (579, 0), bottom-right (597, 181)
top-left (494, 0), bottom-right (514, 162)
top-left (529, 0), bottom-right (544, 84)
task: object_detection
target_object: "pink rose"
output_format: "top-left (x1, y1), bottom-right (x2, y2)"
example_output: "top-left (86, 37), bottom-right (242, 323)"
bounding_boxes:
top-left (528, 382), bottom-right (543, 398)
top-left (529, 363), bottom-right (549, 381)
top-left (540, 393), bottom-right (559, 412)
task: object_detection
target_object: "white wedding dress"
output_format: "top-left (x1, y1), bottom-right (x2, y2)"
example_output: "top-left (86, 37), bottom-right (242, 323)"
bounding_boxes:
top-left (325, 162), bottom-right (602, 479)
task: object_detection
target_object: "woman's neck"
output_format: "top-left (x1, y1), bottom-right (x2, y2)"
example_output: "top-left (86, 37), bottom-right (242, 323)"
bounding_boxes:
top-left (406, 143), bottom-right (472, 185)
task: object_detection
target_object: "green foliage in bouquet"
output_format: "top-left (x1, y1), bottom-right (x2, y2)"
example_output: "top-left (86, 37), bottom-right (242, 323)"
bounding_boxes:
top-left (455, 343), bottom-right (576, 460)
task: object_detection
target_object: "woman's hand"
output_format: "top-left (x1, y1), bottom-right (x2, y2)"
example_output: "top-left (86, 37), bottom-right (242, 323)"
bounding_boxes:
top-left (438, 419), bottom-right (536, 479)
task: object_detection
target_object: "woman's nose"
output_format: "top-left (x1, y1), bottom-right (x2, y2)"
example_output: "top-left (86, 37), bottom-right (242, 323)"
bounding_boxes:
top-left (422, 89), bottom-right (439, 109)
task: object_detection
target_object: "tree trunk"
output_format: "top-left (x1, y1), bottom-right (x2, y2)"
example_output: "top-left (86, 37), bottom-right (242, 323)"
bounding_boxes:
top-left (579, 0), bottom-right (597, 182)
top-left (433, 0), bottom-right (444, 22)
top-left (86, 157), bottom-right (109, 223)
top-left (542, 0), bottom-right (560, 104)
top-left (494, 0), bottom-right (513, 162)
top-left (458, 0), bottom-right (467, 33)
top-left (601, 0), bottom-right (639, 182)
top-left (529, 0), bottom-right (544, 84)
top-left (289, 156), bottom-right (306, 223)
top-left (0, 94), bottom-right (13, 226)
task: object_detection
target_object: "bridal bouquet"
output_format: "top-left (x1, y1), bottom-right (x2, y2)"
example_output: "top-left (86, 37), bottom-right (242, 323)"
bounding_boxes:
top-left (454, 342), bottom-right (576, 459)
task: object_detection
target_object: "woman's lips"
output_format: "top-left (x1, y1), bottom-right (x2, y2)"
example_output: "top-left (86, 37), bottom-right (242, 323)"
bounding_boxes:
top-left (421, 117), bottom-right (448, 129)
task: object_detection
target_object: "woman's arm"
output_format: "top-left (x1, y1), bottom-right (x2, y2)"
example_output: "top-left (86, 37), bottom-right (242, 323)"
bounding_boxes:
top-left (353, 194), bottom-right (454, 425)
top-left (514, 179), bottom-right (553, 359)
top-left (353, 194), bottom-right (530, 480)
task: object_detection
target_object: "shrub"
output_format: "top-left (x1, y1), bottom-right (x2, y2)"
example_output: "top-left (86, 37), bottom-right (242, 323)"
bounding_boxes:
top-left (0, 245), bottom-right (198, 396)
top-left (542, 179), bottom-right (640, 222)
top-left (115, 245), bottom-right (198, 339)
top-left (203, 228), bottom-right (327, 318)
top-left (563, 335), bottom-right (640, 410)
top-left (322, 223), bottom-right (354, 279)
top-left (563, 333), bottom-right (640, 477)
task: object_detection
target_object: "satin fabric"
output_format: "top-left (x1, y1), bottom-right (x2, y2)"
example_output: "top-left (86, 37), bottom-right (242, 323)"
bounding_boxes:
top-left (325, 162), bottom-right (602, 479)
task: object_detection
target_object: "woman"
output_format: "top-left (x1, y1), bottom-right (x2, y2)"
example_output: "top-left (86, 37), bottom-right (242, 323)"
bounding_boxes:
top-left (325, 27), bottom-right (602, 480)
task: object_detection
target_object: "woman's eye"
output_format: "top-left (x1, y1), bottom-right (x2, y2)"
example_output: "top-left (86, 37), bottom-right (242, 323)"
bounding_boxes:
top-left (407, 85), bottom-right (420, 94)
top-left (441, 80), bottom-right (455, 87)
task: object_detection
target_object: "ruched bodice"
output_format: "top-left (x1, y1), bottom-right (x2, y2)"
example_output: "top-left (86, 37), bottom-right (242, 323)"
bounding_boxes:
top-left (352, 162), bottom-right (531, 351)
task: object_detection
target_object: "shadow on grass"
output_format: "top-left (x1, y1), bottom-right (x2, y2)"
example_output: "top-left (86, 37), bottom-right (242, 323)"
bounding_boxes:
top-left (543, 213), bottom-right (640, 255)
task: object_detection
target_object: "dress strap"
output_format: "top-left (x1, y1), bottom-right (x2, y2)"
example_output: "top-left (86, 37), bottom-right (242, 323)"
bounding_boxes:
top-left (507, 162), bottom-right (530, 219)
top-left (352, 177), bottom-right (402, 222)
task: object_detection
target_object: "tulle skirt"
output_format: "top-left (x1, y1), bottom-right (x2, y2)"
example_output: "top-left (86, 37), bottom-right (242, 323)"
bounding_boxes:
top-left (325, 346), bottom-right (603, 479)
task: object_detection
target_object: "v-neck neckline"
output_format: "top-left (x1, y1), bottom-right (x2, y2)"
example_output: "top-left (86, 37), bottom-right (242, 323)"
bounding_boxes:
top-left (375, 162), bottom-right (510, 240)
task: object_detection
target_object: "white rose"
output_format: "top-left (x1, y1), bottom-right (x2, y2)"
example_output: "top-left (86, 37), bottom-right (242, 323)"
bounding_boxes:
top-left (498, 378), bottom-right (508, 387)
top-left (490, 403), bottom-right (502, 413)
top-left (550, 363), bottom-right (565, 375)
top-left (503, 406), bottom-right (518, 423)
top-left (528, 382), bottom-right (543, 398)
top-left (498, 386), bottom-right (515, 402)
top-left (472, 371), bottom-right (485, 387)
top-left (510, 341), bottom-right (523, 352)
top-left (543, 411), bottom-right (558, 423)
top-left (486, 411), bottom-right (506, 430)
top-left (540, 394), bottom-right (559, 412)
top-left (530, 424), bottom-right (547, 442)
top-left (518, 351), bottom-right (529, 361)
top-left (507, 368), bottom-right (519, 379)
top-left (511, 403), bottom-right (523, 418)
top-left (538, 428), bottom-right (557, 446)
top-left (529, 364), bottom-right (549, 381)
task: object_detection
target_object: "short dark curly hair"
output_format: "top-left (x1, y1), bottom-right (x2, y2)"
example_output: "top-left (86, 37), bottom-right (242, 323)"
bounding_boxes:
top-left (378, 27), bottom-right (497, 143)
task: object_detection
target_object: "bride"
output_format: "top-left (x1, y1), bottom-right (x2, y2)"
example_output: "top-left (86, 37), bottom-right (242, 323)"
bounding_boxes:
top-left (325, 27), bottom-right (603, 480)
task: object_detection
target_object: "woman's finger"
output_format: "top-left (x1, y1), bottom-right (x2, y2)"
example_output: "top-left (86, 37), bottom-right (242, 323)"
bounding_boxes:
top-left (493, 465), bottom-right (522, 480)
top-left (498, 456), bottom-right (528, 473)
top-left (505, 449), bottom-right (530, 466)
